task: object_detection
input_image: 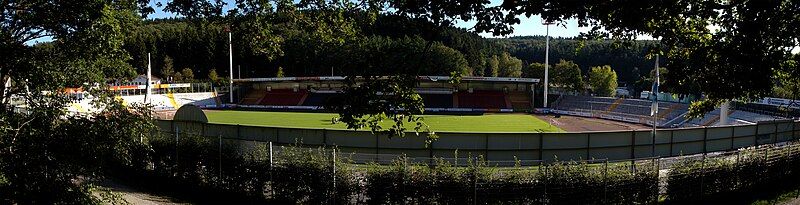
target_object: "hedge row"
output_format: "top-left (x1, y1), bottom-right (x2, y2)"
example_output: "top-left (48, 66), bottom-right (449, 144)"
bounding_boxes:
top-left (122, 131), bottom-right (800, 204)
top-left (119, 132), bottom-right (659, 204)
top-left (666, 144), bottom-right (800, 202)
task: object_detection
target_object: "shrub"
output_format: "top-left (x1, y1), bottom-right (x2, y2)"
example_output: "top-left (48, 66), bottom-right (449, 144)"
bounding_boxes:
top-left (666, 144), bottom-right (800, 202)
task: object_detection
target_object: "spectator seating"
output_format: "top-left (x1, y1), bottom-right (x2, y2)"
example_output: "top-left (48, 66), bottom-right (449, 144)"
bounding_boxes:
top-left (258, 89), bottom-right (308, 106)
top-left (508, 92), bottom-right (532, 110)
top-left (457, 90), bottom-right (508, 109)
top-left (553, 95), bottom-right (691, 127)
top-left (421, 94), bottom-right (453, 108)
top-left (239, 89), bottom-right (266, 105)
top-left (302, 92), bottom-right (339, 107)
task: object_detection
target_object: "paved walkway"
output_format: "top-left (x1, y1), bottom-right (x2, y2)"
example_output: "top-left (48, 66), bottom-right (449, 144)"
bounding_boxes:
top-left (93, 178), bottom-right (187, 205)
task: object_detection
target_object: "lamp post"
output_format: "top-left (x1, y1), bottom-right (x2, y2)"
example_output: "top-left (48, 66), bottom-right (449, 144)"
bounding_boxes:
top-left (226, 26), bottom-right (233, 104)
top-left (145, 53), bottom-right (152, 104)
top-left (543, 20), bottom-right (553, 108)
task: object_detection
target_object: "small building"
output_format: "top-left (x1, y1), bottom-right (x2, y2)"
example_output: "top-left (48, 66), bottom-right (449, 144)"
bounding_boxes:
top-left (132, 74), bottom-right (161, 86)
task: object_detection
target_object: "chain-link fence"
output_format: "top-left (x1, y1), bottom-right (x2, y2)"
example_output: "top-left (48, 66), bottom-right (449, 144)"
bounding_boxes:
top-left (142, 129), bottom-right (800, 204)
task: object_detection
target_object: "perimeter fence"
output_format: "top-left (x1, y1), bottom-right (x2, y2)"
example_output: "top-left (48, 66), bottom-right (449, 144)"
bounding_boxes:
top-left (129, 128), bottom-right (800, 204)
top-left (156, 119), bottom-right (800, 163)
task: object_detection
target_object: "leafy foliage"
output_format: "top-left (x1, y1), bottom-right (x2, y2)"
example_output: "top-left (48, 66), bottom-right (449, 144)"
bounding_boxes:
top-left (667, 145), bottom-right (800, 202)
top-left (472, 0), bottom-right (800, 115)
top-left (134, 135), bottom-right (660, 204)
top-left (588, 65), bottom-right (618, 97)
top-left (497, 52), bottom-right (523, 77)
top-left (494, 37), bottom-right (660, 85)
top-left (552, 60), bottom-right (585, 93)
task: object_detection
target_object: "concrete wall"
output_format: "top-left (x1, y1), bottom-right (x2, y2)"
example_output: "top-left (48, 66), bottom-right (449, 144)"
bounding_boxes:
top-left (157, 119), bottom-right (799, 162)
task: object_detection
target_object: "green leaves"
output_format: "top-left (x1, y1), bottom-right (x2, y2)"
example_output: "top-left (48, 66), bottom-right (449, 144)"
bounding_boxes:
top-left (325, 75), bottom-right (430, 138)
top-left (588, 65), bottom-right (618, 97)
top-left (552, 59), bottom-right (585, 93)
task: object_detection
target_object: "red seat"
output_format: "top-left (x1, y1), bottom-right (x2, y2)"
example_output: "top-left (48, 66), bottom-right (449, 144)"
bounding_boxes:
top-left (260, 89), bottom-right (307, 106)
top-left (457, 91), bottom-right (508, 109)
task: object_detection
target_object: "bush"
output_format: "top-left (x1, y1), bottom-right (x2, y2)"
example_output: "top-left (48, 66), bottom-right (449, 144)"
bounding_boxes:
top-left (364, 158), bottom-right (474, 204)
top-left (666, 144), bottom-right (800, 202)
top-left (133, 128), bottom-right (800, 204)
top-left (270, 146), bottom-right (359, 204)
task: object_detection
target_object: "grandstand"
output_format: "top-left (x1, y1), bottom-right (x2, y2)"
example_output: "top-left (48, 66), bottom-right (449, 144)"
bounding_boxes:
top-left (233, 76), bottom-right (538, 113)
top-left (551, 94), bottom-right (794, 128)
top-left (551, 95), bottom-right (689, 127)
top-left (65, 82), bottom-right (221, 113)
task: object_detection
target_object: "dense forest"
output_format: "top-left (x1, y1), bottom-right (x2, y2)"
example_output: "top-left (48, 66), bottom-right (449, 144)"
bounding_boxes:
top-left (494, 36), bottom-right (660, 85)
top-left (123, 16), bottom-right (661, 87)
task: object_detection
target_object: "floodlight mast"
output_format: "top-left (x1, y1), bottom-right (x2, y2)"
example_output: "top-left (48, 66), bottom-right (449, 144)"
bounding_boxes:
top-left (227, 26), bottom-right (233, 104)
top-left (543, 20), bottom-right (554, 108)
top-left (145, 53), bottom-right (152, 104)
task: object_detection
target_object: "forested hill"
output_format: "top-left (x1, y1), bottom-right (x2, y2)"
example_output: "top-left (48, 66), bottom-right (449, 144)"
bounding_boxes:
top-left (123, 16), bottom-right (659, 85)
top-left (493, 36), bottom-right (660, 84)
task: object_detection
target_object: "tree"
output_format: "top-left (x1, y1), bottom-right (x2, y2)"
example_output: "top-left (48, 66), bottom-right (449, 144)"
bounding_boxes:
top-left (773, 69), bottom-right (800, 100)
top-left (492, 37), bottom-right (658, 84)
top-left (523, 62), bottom-right (546, 79)
top-left (473, 60), bottom-right (486, 76)
top-left (426, 43), bottom-right (470, 76)
top-left (390, 0), bottom-right (800, 118)
top-left (162, 55), bottom-right (175, 82)
top-left (488, 55), bottom-right (500, 77)
top-left (180, 68), bottom-right (195, 82)
top-left (552, 60), bottom-right (584, 93)
top-left (0, 0), bottom-right (149, 203)
top-left (208, 68), bottom-right (222, 86)
top-left (650, 67), bottom-right (668, 86)
top-left (173, 72), bottom-right (184, 82)
top-left (497, 52), bottom-right (522, 77)
top-left (589, 65), bottom-right (618, 97)
top-left (276, 67), bottom-right (285, 78)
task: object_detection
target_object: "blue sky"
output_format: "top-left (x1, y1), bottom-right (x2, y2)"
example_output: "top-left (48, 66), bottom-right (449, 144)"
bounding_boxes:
top-left (146, 0), bottom-right (585, 38)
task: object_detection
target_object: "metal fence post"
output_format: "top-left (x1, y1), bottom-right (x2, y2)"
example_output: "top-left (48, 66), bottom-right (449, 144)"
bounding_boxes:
top-left (543, 164), bottom-right (548, 204)
top-left (794, 144), bottom-right (800, 198)
top-left (700, 157), bottom-right (706, 201)
top-left (175, 124), bottom-right (179, 167)
top-left (653, 158), bottom-right (660, 204)
top-left (219, 134), bottom-right (223, 181)
top-left (473, 158), bottom-right (478, 205)
top-left (603, 159), bottom-right (608, 203)
top-left (332, 148), bottom-right (337, 204)
top-left (785, 145), bottom-right (790, 179)
top-left (269, 141), bottom-right (274, 198)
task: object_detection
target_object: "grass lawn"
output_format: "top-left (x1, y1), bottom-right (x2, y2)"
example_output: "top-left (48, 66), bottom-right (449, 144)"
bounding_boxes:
top-left (204, 110), bottom-right (564, 133)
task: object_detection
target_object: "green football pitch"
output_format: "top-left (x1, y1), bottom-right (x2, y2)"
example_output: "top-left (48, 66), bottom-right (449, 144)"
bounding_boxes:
top-left (204, 110), bottom-right (564, 133)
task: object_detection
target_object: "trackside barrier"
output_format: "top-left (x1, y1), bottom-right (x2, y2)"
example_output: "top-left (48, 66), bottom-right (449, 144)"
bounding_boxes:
top-left (156, 119), bottom-right (800, 162)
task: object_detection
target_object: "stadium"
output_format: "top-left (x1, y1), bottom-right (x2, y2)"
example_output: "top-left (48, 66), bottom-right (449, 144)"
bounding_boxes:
top-left (74, 73), bottom-right (799, 164)
top-left (6, 0), bottom-right (800, 203)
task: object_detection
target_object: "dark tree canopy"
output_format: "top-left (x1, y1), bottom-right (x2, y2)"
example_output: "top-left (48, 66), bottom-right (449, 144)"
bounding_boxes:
top-left (459, 0), bottom-right (800, 116)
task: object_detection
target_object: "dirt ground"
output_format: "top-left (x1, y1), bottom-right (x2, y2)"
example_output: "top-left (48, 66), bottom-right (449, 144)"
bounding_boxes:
top-left (534, 114), bottom-right (650, 132)
top-left (91, 178), bottom-right (187, 205)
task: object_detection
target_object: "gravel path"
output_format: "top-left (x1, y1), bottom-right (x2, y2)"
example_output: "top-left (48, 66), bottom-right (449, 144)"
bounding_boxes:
top-left (93, 178), bottom-right (188, 205)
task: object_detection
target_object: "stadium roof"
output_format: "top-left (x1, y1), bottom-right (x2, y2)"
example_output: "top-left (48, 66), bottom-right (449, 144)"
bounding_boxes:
top-left (233, 76), bottom-right (540, 83)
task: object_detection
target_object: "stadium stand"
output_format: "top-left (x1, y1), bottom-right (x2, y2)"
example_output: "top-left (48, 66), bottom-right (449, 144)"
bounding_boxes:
top-left (239, 88), bottom-right (266, 105)
top-left (508, 92), bottom-right (532, 111)
top-left (679, 108), bottom-right (783, 127)
top-left (258, 89), bottom-right (308, 106)
top-left (421, 94), bottom-right (454, 108)
top-left (233, 76), bottom-right (536, 112)
top-left (730, 110), bottom-right (781, 123)
top-left (173, 92), bottom-right (219, 108)
top-left (457, 90), bottom-right (508, 109)
top-left (552, 95), bottom-right (690, 127)
top-left (302, 92), bottom-right (338, 107)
